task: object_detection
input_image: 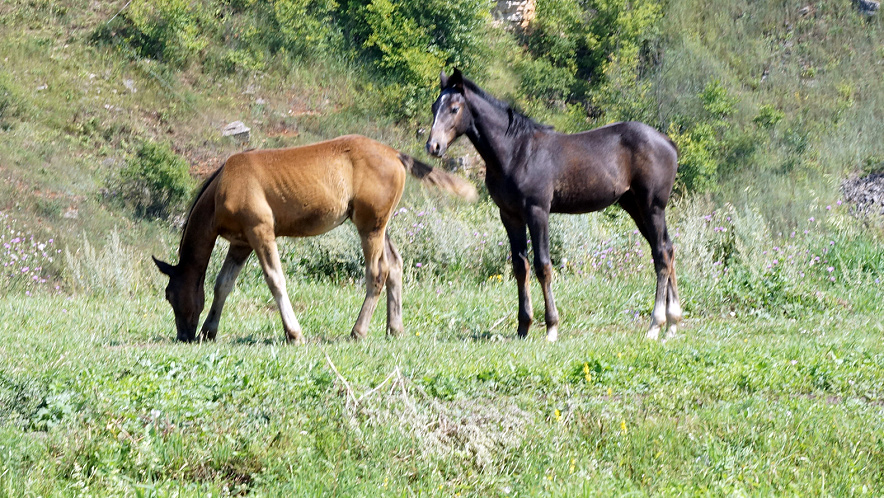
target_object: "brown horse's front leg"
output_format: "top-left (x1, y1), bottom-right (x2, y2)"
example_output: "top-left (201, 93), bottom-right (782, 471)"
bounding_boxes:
top-left (526, 207), bottom-right (560, 342)
top-left (201, 244), bottom-right (252, 341)
top-left (247, 228), bottom-right (304, 344)
top-left (501, 213), bottom-right (533, 338)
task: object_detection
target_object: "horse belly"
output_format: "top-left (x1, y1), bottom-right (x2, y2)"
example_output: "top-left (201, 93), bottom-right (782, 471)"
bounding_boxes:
top-left (551, 177), bottom-right (624, 214)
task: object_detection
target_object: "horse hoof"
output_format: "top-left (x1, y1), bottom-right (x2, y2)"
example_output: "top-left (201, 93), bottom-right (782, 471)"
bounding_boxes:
top-left (545, 326), bottom-right (559, 342)
top-left (663, 325), bottom-right (678, 342)
top-left (646, 325), bottom-right (661, 341)
top-left (286, 332), bottom-right (305, 345)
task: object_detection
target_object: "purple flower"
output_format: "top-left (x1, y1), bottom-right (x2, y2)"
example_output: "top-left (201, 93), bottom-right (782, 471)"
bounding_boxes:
top-left (415, 263), bottom-right (423, 268)
top-left (827, 267), bottom-right (834, 272)
top-left (809, 217), bottom-right (815, 222)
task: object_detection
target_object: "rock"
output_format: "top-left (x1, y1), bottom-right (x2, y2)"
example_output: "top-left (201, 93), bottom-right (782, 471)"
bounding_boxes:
top-left (493, 0), bottom-right (536, 29)
top-left (123, 79), bottom-right (137, 93)
top-left (222, 121), bottom-right (250, 144)
top-left (842, 173), bottom-right (884, 216)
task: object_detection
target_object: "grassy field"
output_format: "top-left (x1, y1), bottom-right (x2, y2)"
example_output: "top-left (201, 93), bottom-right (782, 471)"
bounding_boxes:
top-left (1, 273), bottom-right (883, 496)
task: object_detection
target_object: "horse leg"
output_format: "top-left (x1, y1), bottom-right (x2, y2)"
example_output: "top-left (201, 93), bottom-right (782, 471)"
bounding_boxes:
top-left (664, 246), bottom-right (683, 339)
top-left (526, 205), bottom-right (560, 342)
top-left (200, 243), bottom-right (252, 341)
top-left (247, 227), bottom-right (304, 344)
top-left (384, 233), bottom-right (404, 336)
top-left (619, 193), bottom-right (673, 340)
top-left (501, 211), bottom-right (533, 338)
top-left (351, 229), bottom-right (389, 340)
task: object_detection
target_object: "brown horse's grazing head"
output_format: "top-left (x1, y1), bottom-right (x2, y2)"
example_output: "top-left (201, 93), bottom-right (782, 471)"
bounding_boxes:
top-left (153, 256), bottom-right (204, 342)
top-left (426, 69), bottom-right (473, 158)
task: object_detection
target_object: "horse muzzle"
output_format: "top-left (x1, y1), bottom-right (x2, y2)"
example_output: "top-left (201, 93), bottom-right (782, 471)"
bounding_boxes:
top-left (426, 138), bottom-right (447, 158)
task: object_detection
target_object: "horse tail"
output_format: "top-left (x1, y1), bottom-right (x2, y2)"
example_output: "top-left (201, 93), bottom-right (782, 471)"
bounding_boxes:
top-left (397, 153), bottom-right (478, 202)
top-left (665, 136), bottom-right (680, 170)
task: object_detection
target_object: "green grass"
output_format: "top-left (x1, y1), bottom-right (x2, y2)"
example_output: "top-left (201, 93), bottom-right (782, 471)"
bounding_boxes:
top-left (2, 268), bottom-right (883, 495)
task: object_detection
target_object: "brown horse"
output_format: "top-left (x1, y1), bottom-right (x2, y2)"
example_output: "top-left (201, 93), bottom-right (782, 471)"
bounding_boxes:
top-left (153, 134), bottom-right (477, 343)
top-left (426, 69), bottom-right (682, 341)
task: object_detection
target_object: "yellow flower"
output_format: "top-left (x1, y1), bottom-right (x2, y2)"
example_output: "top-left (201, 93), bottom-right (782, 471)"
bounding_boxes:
top-left (607, 387), bottom-right (613, 396)
top-left (554, 408), bottom-right (562, 422)
top-left (620, 420), bottom-right (627, 434)
top-left (583, 362), bottom-right (591, 383)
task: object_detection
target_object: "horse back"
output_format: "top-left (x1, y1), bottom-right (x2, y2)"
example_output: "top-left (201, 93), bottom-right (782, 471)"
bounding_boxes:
top-left (547, 122), bottom-right (678, 213)
top-left (214, 135), bottom-right (406, 239)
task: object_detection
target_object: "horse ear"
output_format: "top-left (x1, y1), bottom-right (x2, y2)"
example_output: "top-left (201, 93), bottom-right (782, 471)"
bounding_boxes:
top-left (152, 256), bottom-right (176, 277)
top-left (449, 68), bottom-right (464, 91)
top-left (440, 70), bottom-right (449, 89)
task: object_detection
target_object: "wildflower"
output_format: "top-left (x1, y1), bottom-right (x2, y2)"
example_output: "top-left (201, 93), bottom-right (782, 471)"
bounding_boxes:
top-left (554, 409), bottom-right (562, 422)
top-left (809, 217), bottom-right (815, 222)
top-left (415, 263), bottom-right (422, 268)
top-left (827, 267), bottom-right (834, 273)
top-left (583, 362), bottom-right (591, 383)
top-left (620, 420), bottom-right (627, 434)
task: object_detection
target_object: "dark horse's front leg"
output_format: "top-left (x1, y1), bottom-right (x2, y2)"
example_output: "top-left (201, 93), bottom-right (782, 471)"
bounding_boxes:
top-left (525, 205), bottom-right (560, 342)
top-left (501, 212), bottom-right (533, 338)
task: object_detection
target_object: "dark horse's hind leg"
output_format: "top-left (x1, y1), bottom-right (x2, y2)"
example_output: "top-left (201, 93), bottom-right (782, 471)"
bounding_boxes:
top-left (201, 243), bottom-right (253, 341)
top-left (619, 192), bottom-right (682, 340)
top-left (501, 211), bottom-right (533, 338)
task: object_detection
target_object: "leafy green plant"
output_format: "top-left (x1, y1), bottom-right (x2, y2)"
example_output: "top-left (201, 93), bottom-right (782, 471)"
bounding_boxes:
top-left (115, 140), bottom-right (194, 220)
top-left (120, 0), bottom-right (214, 66)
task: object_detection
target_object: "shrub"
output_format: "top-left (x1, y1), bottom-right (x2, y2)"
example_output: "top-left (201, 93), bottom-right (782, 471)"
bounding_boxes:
top-left (109, 0), bottom-right (214, 67)
top-left (342, 0), bottom-right (492, 118)
top-left (116, 141), bottom-right (195, 220)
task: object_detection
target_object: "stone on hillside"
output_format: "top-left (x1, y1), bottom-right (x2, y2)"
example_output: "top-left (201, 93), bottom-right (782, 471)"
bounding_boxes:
top-left (222, 121), bottom-right (250, 144)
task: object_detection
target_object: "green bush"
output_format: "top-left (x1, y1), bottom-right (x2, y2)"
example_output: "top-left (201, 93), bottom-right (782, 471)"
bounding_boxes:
top-left (343, 0), bottom-right (492, 117)
top-left (117, 141), bottom-right (195, 220)
top-left (121, 0), bottom-right (214, 66)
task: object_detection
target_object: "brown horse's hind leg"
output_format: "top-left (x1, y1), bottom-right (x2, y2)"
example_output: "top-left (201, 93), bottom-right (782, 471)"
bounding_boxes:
top-left (201, 243), bottom-right (252, 341)
top-left (384, 234), bottom-right (404, 336)
top-left (351, 230), bottom-right (389, 340)
top-left (501, 211), bottom-right (534, 338)
top-left (248, 226), bottom-right (304, 344)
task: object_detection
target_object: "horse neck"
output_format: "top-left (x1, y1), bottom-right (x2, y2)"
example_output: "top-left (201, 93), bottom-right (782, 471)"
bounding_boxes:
top-left (176, 189), bottom-right (217, 282)
top-left (464, 91), bottom-right (522, 175)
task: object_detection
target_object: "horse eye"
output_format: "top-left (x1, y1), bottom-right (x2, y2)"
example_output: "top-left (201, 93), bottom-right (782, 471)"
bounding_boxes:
top-left (450, 107), bottom-right (459, 114)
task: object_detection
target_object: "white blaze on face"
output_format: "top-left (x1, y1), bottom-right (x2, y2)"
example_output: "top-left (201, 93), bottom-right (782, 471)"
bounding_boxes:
top-left (430, 93), bottom-right (451, 139)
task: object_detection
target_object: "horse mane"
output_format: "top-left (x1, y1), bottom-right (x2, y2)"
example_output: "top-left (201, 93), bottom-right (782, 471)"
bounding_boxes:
top-left (461, 78), bottom-right (553, 137)
top-left (179, 162), bottom-right (224, 245)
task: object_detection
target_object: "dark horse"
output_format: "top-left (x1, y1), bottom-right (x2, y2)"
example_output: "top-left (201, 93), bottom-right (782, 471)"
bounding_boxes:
top-left (426, 69), bottom-right (682, 341)
top-left (153, 135), bottom-right (476, 343)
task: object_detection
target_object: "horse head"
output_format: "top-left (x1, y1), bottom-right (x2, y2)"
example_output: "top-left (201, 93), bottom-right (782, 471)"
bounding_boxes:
top-left (153, 256), bottom-right (204, 342)
top-left (426, 68), bottom-right (473, 158)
